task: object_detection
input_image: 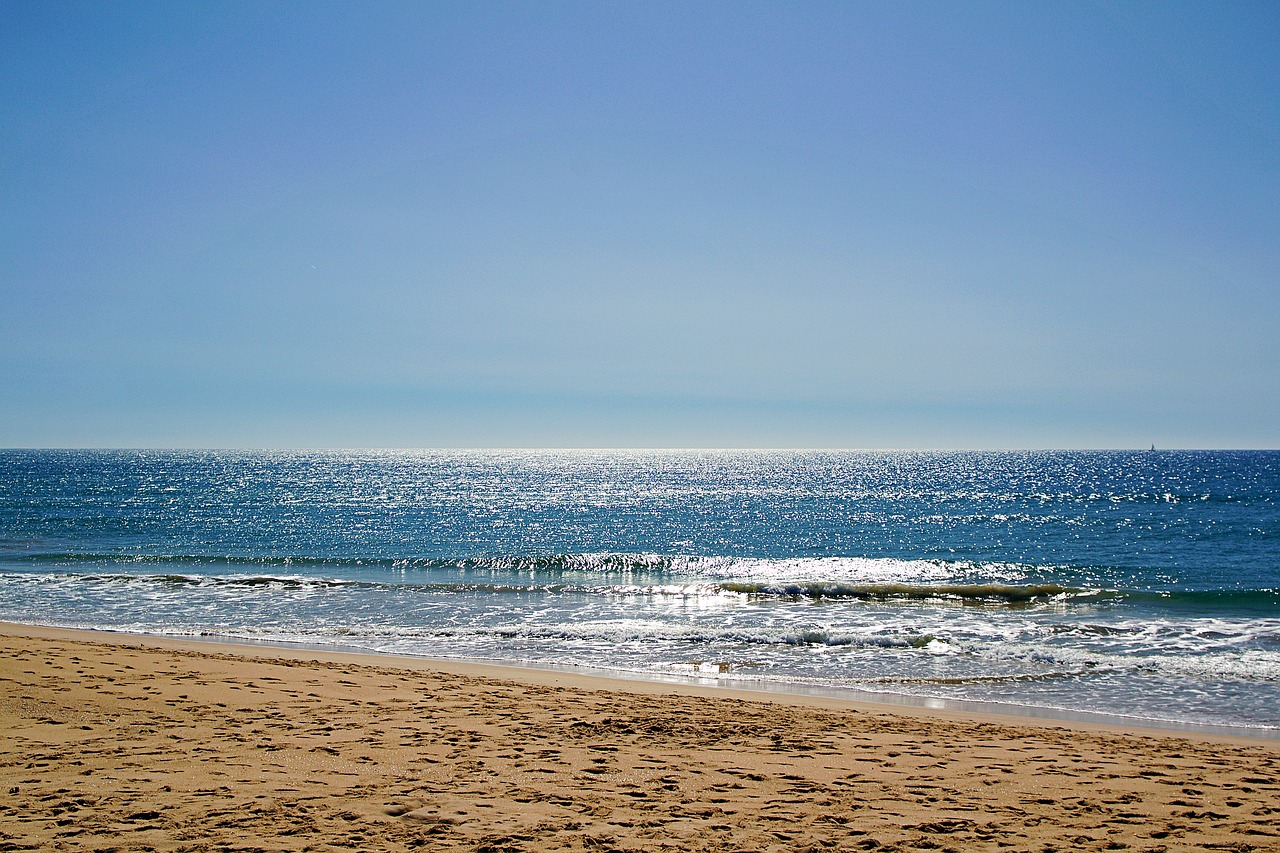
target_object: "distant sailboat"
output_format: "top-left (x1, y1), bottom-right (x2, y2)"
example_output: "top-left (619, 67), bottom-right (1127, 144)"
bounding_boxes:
top-left (1149, 444), bottom-right (1156, 452)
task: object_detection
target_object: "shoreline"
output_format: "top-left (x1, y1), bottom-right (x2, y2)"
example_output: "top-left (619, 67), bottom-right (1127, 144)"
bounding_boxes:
top-left (3, 621), bottom-right (1279, 851)
top-left (3, 620), bottom-right (1276, 744)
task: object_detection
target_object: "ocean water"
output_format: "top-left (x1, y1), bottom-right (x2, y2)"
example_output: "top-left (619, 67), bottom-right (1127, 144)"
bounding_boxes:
top-left (1, 449), bottom-right (1277, 735)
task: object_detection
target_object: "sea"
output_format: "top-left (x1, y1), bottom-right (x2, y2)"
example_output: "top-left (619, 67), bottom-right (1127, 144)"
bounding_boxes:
top-left (1, 449), bottom-right (1277, 736)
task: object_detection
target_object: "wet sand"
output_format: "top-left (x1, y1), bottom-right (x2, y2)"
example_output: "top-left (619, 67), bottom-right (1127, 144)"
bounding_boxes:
top-left (2, 622), bottom-right (1278, 852)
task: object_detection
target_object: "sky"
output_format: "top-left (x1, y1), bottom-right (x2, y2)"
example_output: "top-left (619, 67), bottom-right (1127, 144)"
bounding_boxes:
top-left (2, 1), bottom-right (1277, 449)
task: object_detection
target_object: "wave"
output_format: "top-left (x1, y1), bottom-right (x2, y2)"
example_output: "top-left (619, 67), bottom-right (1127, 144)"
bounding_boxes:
top-left (0, 571), bottom-right (592, 596)
top-left (3, 559), bottom-right (1277, 612)
top-left (2, 551), bottom-right (768, 573)
top-left (723, 583), bottom-right (1280, 609)
top-left (0, 550), bottom-right (984, 584)
top-left (426, 624), bottom-right (1280, 682)
top-left (0, 571), bottom-right (1057, 604)
top-left (720, 581), bottom-right (1075, 603)
top-left (1105, 588), bottom-right (1280, 613)
top-left (989, 640), bottom-right (1280, 684)
top-left (0, 567), bottom-right (1080, 606)
top-left (4, 552), bottom-right (600, 571)
top-left (260, 620), bottom-right (956, 652)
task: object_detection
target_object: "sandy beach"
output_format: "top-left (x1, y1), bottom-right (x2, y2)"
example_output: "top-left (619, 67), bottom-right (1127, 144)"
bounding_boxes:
top-left (2, 623), bottom-right (1278, 852)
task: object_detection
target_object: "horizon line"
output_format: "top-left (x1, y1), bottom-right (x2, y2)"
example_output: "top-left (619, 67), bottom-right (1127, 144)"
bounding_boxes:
top-left (3, 446), bottom-right (1276, 453)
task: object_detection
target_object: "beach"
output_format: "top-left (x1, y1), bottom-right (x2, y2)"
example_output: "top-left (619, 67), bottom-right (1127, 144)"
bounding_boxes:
top-left (7, 451), bottom-right (1280, 734)
top-left (2, 623), bottom-right (1278, 852)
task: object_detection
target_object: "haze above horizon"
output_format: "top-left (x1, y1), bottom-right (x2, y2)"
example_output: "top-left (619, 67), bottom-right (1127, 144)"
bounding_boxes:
top-left (3, 2), bottom-right (1277, 450)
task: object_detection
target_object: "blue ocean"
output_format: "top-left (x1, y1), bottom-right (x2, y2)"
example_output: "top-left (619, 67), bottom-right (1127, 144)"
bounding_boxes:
top-left (1, 449), bottom-right (1277, 735)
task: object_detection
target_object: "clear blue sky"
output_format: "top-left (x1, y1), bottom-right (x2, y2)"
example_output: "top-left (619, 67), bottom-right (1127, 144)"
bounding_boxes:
top-left (3, 1), bottom-right (1277, 448)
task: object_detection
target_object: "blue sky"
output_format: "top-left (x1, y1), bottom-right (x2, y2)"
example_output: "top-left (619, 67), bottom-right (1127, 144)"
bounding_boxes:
top-left (2, 1), bottom-right (1277, 448)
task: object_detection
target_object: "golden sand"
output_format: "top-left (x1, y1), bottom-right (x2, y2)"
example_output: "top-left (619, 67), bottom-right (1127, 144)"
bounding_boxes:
top-left (2, 622), bottom-right (1278, 852)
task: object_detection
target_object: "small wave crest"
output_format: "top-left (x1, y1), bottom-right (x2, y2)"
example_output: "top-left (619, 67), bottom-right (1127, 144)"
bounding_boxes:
top-left (4, 551), bottom-right (976, 582)
top-left (429, 621), bottom-right (950, 651)
top-left (993, 641), bottom-right (1280, 684)
top-left (720, 581), bottom-right (1076, 605)
top-left (0, 570), bottom-right (1074, 607)
top-left (6, 554), bottom-right (1274, 616)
